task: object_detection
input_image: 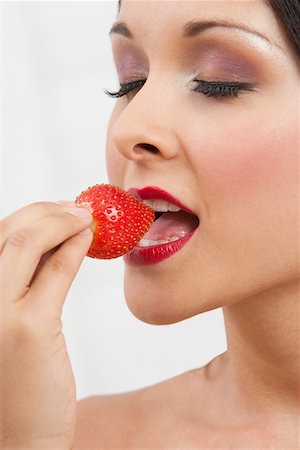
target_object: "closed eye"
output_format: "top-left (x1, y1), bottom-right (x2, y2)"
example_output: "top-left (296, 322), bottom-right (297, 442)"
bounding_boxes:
top-left (192, 80), bottom-right (256, 98)
top-left (104, 80), bottom-right (145, 98)
top-left (104, 78), bottom-right (256, 99)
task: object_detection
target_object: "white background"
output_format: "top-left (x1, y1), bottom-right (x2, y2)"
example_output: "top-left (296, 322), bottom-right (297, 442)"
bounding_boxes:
top-left (2, 0), bottom-right (227, 400)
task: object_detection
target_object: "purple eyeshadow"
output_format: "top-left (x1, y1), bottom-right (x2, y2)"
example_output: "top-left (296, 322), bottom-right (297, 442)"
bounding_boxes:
top-left (195, 45), bottom-right (259, 80)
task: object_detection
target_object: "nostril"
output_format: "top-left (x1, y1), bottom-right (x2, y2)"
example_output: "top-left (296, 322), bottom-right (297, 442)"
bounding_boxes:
top-left (134, 143), bottom-right (159, 154)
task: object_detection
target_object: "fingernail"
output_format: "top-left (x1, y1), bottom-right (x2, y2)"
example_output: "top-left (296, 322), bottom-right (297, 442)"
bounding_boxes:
top-left (55, 201), bottom-right (76, 206)
top-left (69, 207), bottom-right (92, 218)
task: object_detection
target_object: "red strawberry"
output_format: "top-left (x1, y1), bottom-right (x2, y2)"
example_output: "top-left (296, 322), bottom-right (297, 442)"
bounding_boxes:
top-left (75, 184), bottom-right (155, 259)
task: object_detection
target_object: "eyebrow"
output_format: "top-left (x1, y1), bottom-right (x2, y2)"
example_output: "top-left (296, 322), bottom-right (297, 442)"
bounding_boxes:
top-left (109, 19), bottom-right (275, 48)
top-left (183, 19), bottom-right (272, 45)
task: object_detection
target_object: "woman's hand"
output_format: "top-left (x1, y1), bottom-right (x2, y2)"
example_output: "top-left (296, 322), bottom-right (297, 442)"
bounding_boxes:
top-left (0, 201), bottom-right (93, 449)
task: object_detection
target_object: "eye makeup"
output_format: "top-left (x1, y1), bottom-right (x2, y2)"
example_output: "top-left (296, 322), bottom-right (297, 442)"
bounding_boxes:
top-left (187, 40), bottom-right (264, 83)
top-left (110, 26), bottom-right (274, 103)
top-left (112, 43), bottom-right (148, 83)
top-left (115, 54), bottom-right (145, 79)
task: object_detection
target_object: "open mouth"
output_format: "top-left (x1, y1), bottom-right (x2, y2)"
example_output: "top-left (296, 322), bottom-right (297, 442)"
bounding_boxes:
top-left (138, 199), bottom-right (200, 247)
top-left (124, 186), bottom-right (200, 266)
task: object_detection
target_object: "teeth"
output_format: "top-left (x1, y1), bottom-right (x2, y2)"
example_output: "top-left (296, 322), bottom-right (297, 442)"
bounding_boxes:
top-left (168, 236), bottom-right (180, 242)
top-left (142, 199), bottom-right (156, 209)
top-left (138, 238), bottom-right (168, 247)
top-left (142, 199), bottom-right (181, 212)
top-left (157, 239), bottom-right (169, 245)
top-left (153, 200), bottom-right (170, 212)
top-left (168, 203), bottom-right (181, 212)
top-left (138, 235), bottom-right (180, 247)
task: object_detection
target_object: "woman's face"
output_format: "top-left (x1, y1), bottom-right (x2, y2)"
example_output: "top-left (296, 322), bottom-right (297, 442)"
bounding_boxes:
top-left (106, 0), bottom-right (299, 324)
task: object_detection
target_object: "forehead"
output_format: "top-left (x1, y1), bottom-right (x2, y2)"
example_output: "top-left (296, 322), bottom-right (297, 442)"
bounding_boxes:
top-left (117, 0), bottom-right (285, 50)
top-left (118, 1), bottom-right (274, 22)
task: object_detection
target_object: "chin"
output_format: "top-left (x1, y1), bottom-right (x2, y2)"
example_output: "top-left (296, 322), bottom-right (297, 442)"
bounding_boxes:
top-left (123, 269), bottom-right (223, 325)
top-left (124, 296), bottom-right (191, 325)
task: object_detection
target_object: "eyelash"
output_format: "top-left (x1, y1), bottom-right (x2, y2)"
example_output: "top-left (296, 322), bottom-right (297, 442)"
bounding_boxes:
top-left (104, 79), bottom-right (255, 99)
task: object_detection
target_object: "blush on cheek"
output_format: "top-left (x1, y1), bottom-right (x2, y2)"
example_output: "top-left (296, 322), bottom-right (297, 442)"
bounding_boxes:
top-left (202, 122), bottom-right (297, 202)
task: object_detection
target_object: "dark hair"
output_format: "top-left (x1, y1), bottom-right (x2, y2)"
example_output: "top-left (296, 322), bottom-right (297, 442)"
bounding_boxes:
top-left (117, 0), bottom-right (300, 58)
top-left (268, 0), bottom-right (300, 57)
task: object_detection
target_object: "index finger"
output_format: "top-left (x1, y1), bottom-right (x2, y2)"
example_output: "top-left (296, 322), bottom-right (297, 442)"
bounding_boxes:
top-left (0, 201), bottom-right (76, 250)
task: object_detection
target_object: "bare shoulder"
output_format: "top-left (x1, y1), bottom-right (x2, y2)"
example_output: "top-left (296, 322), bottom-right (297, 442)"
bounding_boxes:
top-left (73, 389), bottom-right (143, 448)
top-left (73, 353), bottom-right (300, 449)
top-left (72, 367), bottom-right (207, 449)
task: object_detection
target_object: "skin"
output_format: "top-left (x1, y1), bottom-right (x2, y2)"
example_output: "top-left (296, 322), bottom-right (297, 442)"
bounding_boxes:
top-left (103, 0), bottom-right (300, 446)
top-left (1, 0), bottom-right (299, 448)
top-left (0, 202), bottom-right (94, 449)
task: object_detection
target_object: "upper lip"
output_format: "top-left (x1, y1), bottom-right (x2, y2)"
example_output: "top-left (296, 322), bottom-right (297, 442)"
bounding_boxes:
top-left (127, 186), bottom-right (197, 216)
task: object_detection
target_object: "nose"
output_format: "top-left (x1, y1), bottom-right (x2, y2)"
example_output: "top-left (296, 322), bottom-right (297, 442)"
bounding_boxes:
top-left (108, 85), bottom-right (180, 163)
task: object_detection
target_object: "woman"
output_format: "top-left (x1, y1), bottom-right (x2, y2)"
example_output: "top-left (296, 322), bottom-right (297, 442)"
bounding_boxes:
top-left (1, 0), bottom-right (299, 448)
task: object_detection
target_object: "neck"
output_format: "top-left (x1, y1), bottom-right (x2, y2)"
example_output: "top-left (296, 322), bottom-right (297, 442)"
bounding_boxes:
top-left (222, 279), bottom-right (300, 417)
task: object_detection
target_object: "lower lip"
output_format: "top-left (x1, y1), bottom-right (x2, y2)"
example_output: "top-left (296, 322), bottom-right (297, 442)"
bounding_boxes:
top-left (123, 229), bottom-right (197, 266)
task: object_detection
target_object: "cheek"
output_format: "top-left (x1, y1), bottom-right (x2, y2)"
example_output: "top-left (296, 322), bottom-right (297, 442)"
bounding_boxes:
top-left (191, 111), bottom-right (299, 205)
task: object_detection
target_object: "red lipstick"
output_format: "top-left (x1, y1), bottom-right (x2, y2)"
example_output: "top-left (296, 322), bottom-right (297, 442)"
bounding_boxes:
top-left (127, 186), bottom-right (196, 215)
top-left (124, 186), bottom-right (199, 266)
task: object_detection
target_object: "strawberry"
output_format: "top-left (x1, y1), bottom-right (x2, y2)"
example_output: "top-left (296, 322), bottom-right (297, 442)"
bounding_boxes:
top-left (75, 184), bottom-right (155, 259)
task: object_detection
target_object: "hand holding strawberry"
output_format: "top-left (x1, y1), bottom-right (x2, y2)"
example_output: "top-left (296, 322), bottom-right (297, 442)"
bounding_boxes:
top-left (1, 201), bottom-right (93, 449)
top-left (75, 184), bottom-right (155, 259)
top-left (0, 183), bottom-right (153, 448)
